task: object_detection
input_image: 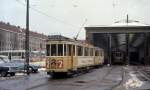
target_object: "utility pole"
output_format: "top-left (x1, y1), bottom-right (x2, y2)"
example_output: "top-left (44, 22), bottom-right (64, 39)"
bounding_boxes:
top-left (109, 34), bottom-right (112, 65)
top-left (25, 0), bottom-right (30, 75)
top-left (126, 14), bottom-right (130, 65)
top-left (107, 33), bottom-right (112, 66)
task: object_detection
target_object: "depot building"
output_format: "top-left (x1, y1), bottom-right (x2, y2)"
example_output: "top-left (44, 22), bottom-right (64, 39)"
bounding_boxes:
top-left (85, 20), bottom-right (150, 65)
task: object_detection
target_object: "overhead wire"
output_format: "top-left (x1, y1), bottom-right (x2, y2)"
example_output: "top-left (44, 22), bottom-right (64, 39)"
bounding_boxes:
top-left (15, 0), bottom-right (80, 29)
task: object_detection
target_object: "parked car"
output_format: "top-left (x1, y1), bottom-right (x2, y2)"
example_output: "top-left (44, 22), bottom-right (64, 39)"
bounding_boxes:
top-left (0, 63), bottom-right (20, 77)
top-left (0, 58), bottom-right (39, 77)
top-left (11, 59), bottom-right (39, 73)
top-left (0, 57), bottom-right (18, 77)
top-left (10, 59), bottom-right (39, 73)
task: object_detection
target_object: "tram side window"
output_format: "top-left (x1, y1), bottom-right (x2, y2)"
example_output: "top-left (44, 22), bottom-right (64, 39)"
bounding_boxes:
top-left (12, 53), bottom-right (16, 56)
top-left (68, 45), bottom-right (71, 56)
top-left (58, 44), bottom-right (63, 56)
top-left (64, 44), bottom-right (67, 56)
top-left (77, 46), bottom-right (83, 56)
top-left (22, 53), bottom-right (25, 58)
top-left (46, 45), bottom-right (50, 56)
top-left (18, 52), bottom-right (21, 56)
top-left (51, 44), bottom-right (56, 56)
top-left (90, 48), bottom-right (93, 56)
top-left (84, 47), bottom-right (89, 56)
top-left (95, 50), bottom-right (99, 56)
top-left (73, 45), bottom-right (75, 56)
top-left (2, 53), bottom-right (8, 56)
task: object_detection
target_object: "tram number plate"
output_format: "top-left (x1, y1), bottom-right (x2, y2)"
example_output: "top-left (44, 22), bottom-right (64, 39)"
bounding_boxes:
top-left (50, 59), bottom-right (63, 69)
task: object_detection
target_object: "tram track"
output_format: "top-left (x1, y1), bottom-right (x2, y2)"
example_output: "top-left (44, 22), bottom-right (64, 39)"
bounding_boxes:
top-left (23, 66), bottom-right (110, 90)
top-left (0, 66), bottom-right (126, 90)
top-left (0, 74), bottom-right (26, 82)
top-left (81, 66), bottom-right (124, 90)
top-left (109, 66), bottom-right (125, 90)
top-left (26, 66), bottom-right (125, 90)
top-left (136, 66), bottom-right (150, 82)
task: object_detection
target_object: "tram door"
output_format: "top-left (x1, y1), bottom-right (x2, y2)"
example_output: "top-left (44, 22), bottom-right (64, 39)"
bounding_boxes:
top-left (67, 45), bottom-right (74, 68)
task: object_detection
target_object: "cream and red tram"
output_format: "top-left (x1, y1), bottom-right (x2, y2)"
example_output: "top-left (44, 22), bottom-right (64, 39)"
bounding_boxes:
top-left (46, 39), bottom-right (104, 76)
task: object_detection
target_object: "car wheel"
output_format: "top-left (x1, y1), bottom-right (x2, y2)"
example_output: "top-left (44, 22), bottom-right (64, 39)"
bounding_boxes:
top-left (33, 69), bottom-right (38, 73)
top-left (29, 67), bottom-right (33, 73)
top-left (10, 72), bottom-right (15, 76)
top-left (1, 71), bottom-right (7, 77)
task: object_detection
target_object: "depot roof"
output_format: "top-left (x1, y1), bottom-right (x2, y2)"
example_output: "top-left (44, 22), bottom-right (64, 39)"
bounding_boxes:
top-left (85, 20), bottom-right (150, 33)
top-left (86, 20), bottom-right (149, 28)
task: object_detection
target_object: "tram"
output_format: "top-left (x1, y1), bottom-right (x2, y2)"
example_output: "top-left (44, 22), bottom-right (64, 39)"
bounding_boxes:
top-left (46, 39), bottom-right (104, 77)
top-left (112, 51), bottom-right (125, 64)
top-left (0, 50), bottom-right (46, 61)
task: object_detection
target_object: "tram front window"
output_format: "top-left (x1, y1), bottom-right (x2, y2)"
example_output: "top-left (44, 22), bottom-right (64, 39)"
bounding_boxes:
top-left (116, 52), bottom-right (121, 57)
top-left (51, 44), bottom-right (56, 56)
top-left (51, 44), bottom-right (63, 56)
top-left (58, 44), bottom-right (63, 56)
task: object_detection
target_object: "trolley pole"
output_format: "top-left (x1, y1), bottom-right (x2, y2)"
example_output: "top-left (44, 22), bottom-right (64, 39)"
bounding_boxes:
top-left (25, 0), bottom-right (30, 75)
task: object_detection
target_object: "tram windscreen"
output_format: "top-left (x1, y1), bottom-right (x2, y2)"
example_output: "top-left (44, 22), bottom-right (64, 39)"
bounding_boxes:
top-left (116, 52), bottom-right (121, 57)
top-left (51, 44), bottom-right (56, 56)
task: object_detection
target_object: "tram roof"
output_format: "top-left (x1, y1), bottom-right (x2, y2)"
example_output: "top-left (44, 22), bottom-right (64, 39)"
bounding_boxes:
top-left (47, 35), bottom-right (103, 49)
top-left (47, 40), bottom-right (103, 50)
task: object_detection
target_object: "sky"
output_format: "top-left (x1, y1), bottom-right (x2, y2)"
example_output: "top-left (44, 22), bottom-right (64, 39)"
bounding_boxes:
top-left (0, 0), bottom-right (150, 39)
